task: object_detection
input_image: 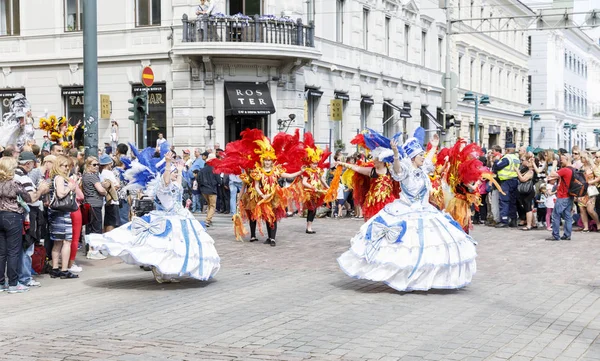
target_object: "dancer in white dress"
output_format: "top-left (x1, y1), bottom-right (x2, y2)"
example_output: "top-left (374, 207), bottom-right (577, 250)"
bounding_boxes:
top-left (88, 149), bottom-right (220, 283)
top-left (337, 133), bottom-right (477, 292)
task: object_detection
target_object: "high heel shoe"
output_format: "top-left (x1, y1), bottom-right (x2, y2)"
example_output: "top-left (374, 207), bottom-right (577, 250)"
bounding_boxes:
top-left (306, 230), bottom-right (316, 234)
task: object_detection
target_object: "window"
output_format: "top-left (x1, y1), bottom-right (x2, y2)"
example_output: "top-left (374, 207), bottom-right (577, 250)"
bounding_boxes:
top-left (336, 0), bottom-right (344, 43)
top-left (421, 31), bottom-right (427, 66)
top-left (458, 55), bottom-right (463, 87)
top-left (480, 62), bottom-right (485, 93)
top-left (0, 0), bottom-right (20, 36)
top-left (489, 66), bottom-right (494, 96)
top-left (385, 16), bottom-right (391, 56)
top-left (136, 0), bottom-right (161, 27)
top-left (362, 8), bottom-right (369, 50)
top-left (306, 0), bottom-right (315, 23)
top-left (229, 0), bottom-right (262, 15)
top-left (404, 24), bottom-right (410, 61)
top-left (438, 37), bottom-right (443, 71)
top-left (470, 59), bottom-right (475, 90)
top-left (527, 36), bottom-right (531, 55)
top-left (360, 101), bottom-right (371, 130)
top-left (64, 0), bottom-right (82, 32)
top-left (383, 102), bottom-right (394, 137)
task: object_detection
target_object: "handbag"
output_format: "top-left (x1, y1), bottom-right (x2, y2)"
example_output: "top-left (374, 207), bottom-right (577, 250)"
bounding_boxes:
top-left (518, 180), bottom-right (533, 194)
top-left (49, 178), bottom-right (78, 213)
top-left (588, 185), bottom-right (599, 197)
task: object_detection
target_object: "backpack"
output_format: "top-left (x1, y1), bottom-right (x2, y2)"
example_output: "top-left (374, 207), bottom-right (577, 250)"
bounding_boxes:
top-left (568, 167), bottom-right (588, 198)
top-left (31, 244), bottom-right (47, 275)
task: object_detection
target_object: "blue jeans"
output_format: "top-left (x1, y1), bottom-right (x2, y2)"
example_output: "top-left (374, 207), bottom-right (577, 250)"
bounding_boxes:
top-left (552, 197), bottom-right (573, 240)
top-left (119, 199), bottom-right (130, 226)
top-left (0, 211), bottom-right (24, 287)
top-left (229, 181), bottom-right (242, 214)
top-left (192, 194), bottom-right (202, 213)
top-left (19, 243), bottom-right (34, 284)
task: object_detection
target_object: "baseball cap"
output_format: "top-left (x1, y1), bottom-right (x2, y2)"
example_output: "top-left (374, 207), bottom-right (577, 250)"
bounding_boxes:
top-left (182, 149), bottom-right (190, 155)
top-left (201, 151), bottom-right (210, 157)
top-left (18, 151), bottom-right (36, 163)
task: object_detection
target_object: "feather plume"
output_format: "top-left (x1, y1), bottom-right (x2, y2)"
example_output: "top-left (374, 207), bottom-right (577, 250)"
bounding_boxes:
top-left (413, 127), bottom-right (426, 146)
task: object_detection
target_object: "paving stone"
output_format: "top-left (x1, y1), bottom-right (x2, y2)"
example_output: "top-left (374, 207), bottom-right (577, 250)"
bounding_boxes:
top-left (0, 216), bottom-right (599, 361)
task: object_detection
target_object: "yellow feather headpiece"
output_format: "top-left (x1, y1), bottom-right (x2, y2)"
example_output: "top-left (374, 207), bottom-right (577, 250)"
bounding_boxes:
top-left (254, 137), bottom-right (276, 161)
top-left (305, 146), bottom-right (323, 164)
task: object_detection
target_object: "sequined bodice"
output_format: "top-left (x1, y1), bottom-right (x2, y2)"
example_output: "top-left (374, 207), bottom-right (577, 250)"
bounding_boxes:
top-left (154, 180), bottom-right (184, 214)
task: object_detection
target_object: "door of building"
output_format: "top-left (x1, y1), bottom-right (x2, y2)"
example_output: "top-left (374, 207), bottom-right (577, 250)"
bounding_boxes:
top-left (226, 115), bottom-right (267, 143)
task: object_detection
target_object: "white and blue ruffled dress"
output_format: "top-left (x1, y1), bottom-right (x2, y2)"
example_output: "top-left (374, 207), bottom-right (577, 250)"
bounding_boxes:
top-left (88, 178), bottom-right (220, 281)
top-left (337, 158), bottom-right (476, 292)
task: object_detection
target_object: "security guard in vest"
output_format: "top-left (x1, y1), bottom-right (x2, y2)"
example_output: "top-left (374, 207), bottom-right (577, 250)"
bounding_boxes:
top-left (492, 143), bottom-right (520, 228)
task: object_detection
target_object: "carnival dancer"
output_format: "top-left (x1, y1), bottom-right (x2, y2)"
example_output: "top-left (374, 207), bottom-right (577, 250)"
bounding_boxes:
top-left (338, 129), bottom-right (400, 220)
top-left (39, 115), bottom-right (80, 150)
top-left (212, 129), bottom-right (305, 246)
top-left (436, 139), bottom-right (502, 234)
top-left (87, 144), bottom-right (220, 283)
top-left (337, 132), bottom-right (477, 292)
top-left (301, 133), bottom-right (331, 234)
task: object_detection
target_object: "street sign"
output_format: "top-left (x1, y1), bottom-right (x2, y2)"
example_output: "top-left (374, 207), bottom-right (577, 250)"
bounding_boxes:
top-left (100, 94), bottom-right (111, 119)
top-left (441, 72), bottom-right (458, 89)
top-left (142, 66), bottom-right (154, 87)
top-left (330, 99), bottom-right (343, 121)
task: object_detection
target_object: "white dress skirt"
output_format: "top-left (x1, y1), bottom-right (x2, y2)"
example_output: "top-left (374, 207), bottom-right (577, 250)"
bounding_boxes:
top-left (337, 158), bottom-right (477, 292)
top-left (88, 179), bottom-right (220, 281)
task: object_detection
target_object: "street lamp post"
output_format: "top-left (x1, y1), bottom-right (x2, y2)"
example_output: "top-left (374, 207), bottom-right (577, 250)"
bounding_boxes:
top-left (462, 91), bottom-right (490, 145)
top-left (523, 110), bottom-right (541, 147)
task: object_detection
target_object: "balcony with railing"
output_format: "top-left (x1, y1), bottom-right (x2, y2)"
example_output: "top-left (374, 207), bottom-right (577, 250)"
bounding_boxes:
top-left (173, 13), bottom-right (321, 63)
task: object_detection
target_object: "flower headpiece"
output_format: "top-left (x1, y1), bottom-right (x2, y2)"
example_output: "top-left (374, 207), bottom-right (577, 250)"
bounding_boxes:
top-left (305, 146), bottom-right (323, 163)
top-left (254, 136), bottom-right (277, 161)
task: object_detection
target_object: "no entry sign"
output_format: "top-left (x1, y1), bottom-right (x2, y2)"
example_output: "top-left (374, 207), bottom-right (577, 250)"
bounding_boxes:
top-left (142, 66), bottom-right (154, 87)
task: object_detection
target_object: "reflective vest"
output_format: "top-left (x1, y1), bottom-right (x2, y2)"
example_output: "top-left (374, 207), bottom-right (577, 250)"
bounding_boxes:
top-left (497, 153), bottom-right (520, 181)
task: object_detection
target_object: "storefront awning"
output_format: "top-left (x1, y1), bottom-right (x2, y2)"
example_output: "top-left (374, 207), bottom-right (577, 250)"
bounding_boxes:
top-left (384, 100), bottom-right (411, 118)
top-left (420, 107), bottom-right (441, 128)
top-left (225, 82), bottom-right (275, 116)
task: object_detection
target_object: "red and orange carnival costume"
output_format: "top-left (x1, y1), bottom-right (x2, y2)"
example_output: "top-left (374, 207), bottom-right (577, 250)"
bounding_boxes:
top-left (212, 129), bottom-right (304, 241)
top-left (435, 139), bottom-right (502, 233)
top-left (300, 133), bottom-right (331, 211)
top-left (349, 132), bottom-right (399, 220)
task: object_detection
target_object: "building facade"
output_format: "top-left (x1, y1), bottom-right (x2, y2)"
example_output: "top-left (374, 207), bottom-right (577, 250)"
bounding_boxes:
top-left (449, 0), bottom-right (533, 150)
top-left (529, 28), bottom-right (600, 150)
top-left (0, 0), bottom-right (450, 151)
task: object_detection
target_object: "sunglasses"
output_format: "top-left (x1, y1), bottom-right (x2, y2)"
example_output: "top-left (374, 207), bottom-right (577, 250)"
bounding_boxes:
top-left (91, 163), bottom-right (99, 166)
top-left (573, 152), bottom-right (580, 155)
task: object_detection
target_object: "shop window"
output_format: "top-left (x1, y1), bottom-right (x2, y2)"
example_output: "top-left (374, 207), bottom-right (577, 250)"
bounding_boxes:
top-left (132, 84), bottom-right (167, 146)
top-left (65, 0), bottom-right (82, 32)
top-left (62, 87), bottom-right (85, 148)
top-left (0, 89), bottom-right (25, 118)
top-left (136, 0), bottom-right (161, 27)
top-left (0, 0), bottom-right (20, 36)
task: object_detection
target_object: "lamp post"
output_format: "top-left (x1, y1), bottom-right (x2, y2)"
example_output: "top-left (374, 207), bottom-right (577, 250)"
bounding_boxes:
top-left (277, 114), bottom-right (296, 131)
top-left (523, 110), bottom-right (541, 147)
top-left (462, 91), bottom-right (490, 145)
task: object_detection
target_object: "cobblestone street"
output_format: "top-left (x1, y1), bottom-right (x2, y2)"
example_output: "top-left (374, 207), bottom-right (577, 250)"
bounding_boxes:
top-left (1, 213), bottom-right (599, 361)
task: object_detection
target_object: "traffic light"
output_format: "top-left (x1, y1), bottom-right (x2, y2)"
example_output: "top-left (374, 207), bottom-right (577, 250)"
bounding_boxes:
top-left (128, 97), bottom-right (140, 124)
top-left (127, 93), bottom-right (148, 124)
top-left (135, 92), bottom-right (148, 116)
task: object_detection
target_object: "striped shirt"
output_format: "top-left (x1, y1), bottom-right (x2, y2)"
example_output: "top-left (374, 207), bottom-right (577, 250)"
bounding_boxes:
top-left (14, 167), bottom-right (41, 208)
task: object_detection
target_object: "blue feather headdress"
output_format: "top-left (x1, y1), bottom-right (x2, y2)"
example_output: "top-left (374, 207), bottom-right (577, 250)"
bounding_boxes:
top-left (123, 142), bottom-right (171, 194)
top-left (360, 127), bottom-right (427, 162)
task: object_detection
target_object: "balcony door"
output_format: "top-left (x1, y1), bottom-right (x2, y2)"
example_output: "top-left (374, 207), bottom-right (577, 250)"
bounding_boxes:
top-left (227, 0), bottom-right (262, 16)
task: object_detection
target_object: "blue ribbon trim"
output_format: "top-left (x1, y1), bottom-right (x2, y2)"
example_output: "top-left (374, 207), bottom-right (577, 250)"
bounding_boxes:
top-left (188, 219), bottom-right (205, 278)
top-left (407, 217), bottom-right (425, 279)
top-left (180, 219), bottom-right (191, 274)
